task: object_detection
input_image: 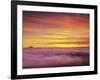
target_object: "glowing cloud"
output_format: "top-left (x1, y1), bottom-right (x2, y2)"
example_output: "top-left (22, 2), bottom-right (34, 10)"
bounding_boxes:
top-left (23, 11), bottom-right (89, 48)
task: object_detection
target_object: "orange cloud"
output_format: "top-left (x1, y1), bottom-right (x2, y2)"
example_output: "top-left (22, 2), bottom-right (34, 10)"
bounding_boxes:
top-left (23, 11), bottom-right (89, 48)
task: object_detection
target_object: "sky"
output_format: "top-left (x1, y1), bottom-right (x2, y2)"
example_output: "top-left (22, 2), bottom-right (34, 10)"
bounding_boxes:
top-left (23, 11), bottom-right (90, 48)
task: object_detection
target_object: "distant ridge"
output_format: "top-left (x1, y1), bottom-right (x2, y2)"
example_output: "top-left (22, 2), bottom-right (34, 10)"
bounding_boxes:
top-left (24, 46), bottom-right (89, 49)
top-left (29, 46), bottom-right (33, 48)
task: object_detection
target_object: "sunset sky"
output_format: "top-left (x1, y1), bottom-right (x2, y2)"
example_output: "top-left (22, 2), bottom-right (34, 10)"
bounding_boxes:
top-left (23, 11), bottom-right (90, 48)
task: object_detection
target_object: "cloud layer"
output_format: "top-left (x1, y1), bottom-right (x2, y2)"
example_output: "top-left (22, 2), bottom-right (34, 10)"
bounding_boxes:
top-left (23, 11), bottom-right (89, 48)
